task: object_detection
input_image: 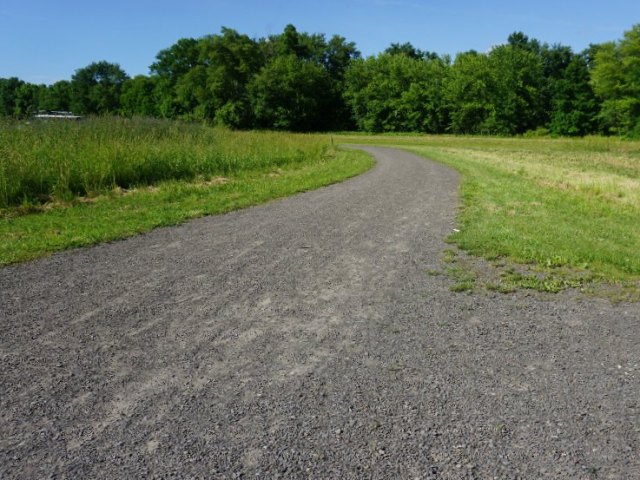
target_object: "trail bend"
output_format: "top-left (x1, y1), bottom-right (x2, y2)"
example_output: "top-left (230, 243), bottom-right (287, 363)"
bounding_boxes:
top-left (1, 147), bottom-right (637, 478)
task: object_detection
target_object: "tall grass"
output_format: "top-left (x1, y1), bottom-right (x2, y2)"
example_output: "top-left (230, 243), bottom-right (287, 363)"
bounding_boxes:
top-left (0, 117), bottom-right (329, 207)
top-left (0, 121), bottom-right (373, 265)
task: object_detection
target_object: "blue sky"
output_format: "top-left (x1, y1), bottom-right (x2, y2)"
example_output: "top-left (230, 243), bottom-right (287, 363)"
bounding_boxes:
top-left (1, 0), bottom-right (639, 84)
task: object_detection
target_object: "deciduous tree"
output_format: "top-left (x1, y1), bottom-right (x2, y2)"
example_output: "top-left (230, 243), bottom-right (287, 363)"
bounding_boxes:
top-left (120, 76), bottom-right (159, 117)
top-left (249, 55), bottom-right (333, 131)
top-left (591, 24), bottom-right (640, 135)
top-left (71, 61), bottom-right (129, 114)
top-left (344, 54), bottom-right (448, 133)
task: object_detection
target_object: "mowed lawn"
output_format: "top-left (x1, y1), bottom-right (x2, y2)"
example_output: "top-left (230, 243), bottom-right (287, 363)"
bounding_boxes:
top-left (339, 134), bottom-right (640, 298)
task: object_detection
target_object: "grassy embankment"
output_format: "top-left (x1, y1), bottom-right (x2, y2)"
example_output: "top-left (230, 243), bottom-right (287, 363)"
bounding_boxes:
top-left (340, 134), bottom-right (640, 299)
top-left (0, 118), bottom-right (373, 265)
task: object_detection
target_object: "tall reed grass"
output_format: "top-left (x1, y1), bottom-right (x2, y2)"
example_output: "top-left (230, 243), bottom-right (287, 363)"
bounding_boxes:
top-left (0, 117), bottom-right (330, 207)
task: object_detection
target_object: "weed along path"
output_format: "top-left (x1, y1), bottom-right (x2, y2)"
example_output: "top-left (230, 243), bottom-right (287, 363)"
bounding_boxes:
top-left (1, 147), bottom-right (638, 478)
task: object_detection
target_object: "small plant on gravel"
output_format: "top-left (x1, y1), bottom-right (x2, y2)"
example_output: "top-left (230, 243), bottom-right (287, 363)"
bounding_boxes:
top-left (449, 281), bottom-right (475, 292)
top-left (485, 282), bottom-right (517, 294)
top-left (443, 249), bottom-right (457, 263)
top-left (499, 269), bottom-right (586, 293)
top-left (494, 423), bottom-right (509, 436)
top-left (447, 265), bottom-right (476, 292)
top-left (440, 248), bottom-right (478, 292)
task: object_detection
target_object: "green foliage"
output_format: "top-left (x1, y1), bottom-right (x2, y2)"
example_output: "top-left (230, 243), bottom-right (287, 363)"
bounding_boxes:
top-left (0, 77), bottom-right (47, 117)
top-left (324, 35), bottom-right (361, 79)
top-left (486, 45), bottom-right (545, 134)
top-left (0, 126), bottom-right (373, 265)
top-left (591, 24), bottom-right (640, 136)
top-left (143, 24), bottom-right (358, 129)
top-left (259, 25), bottom-right (359, 130)
top-left (120, 76), bottom-right (159, 117)
top-left (39, 80), bottom-right (72, 111)
top-left (444, 42), bottom-right (546, 135)
top-left (3, 23), bottom-right (640, 135)
top-left (148, 38), bottom-right (200, 118)
top-left (384, 42), bottom-right (438, 60)
top-left (70, 61), bottom-right (129, 114)
top-left (194, 27), bottom-right (264, 125)
top-left (507, 32), bottom-right (541, 53)
top-left (12, 82), bottom-right (44, 117)
top-left (549, 56), bottom-right (598, 136)
top-left (150, 37), bottom-right (200, 83)
top-left (0, 117), bottom-right (333, 208)
top-left (152, 30), bottom-right (264, 122)
top-left (539, 43), bottom-right (573, 121)
top-left (339, 133), bottom-right (640, 287)
top-left (344, 54), bottom-right (448, 132)
top-left (444, 51), bottom-right (494, 134)
top-left (0, 78), bottom-right (22, 115)
top-left (250, 55), bottom-right (335, 131)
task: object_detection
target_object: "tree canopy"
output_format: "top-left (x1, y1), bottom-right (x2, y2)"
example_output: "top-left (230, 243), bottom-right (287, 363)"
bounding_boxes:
top-left (590, 24), bottom-right (640, 136)
top-left (3, 23), bottom-right (640, 137)
top-left (70, 61), bottom-right (129, 115)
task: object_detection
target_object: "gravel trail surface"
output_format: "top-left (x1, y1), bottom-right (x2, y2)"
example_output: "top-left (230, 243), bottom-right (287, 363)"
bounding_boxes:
top-left (1, 147), bottom-right (638, 479)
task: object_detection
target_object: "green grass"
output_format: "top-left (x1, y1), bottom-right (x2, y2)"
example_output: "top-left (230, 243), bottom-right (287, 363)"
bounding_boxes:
top-left (5, 120), bottom-right (639, 300)
top-left (338, 134), bottom-right (640, 298)
top-left (0, 117), bottom-right (334, 208)
top-left (0, 119), bottom-right (373, 265)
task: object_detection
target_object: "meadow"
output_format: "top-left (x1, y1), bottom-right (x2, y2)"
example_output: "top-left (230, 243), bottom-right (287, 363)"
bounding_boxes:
top-left (0, 117), bottom-right (343, 207)
top-left (2, 118), bottom-right (639, 299)
top-left (339, 134), bottom-right (640, 298)
top-left (0, 118), bottom-right (373, 264)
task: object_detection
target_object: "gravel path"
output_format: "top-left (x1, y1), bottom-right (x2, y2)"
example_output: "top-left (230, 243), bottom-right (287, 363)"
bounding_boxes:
top-left (1, 147), bottom-right (638, 479)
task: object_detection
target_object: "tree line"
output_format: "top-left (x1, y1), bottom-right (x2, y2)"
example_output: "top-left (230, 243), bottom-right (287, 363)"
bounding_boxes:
top-left (2, 24), bottom-right (639, 136)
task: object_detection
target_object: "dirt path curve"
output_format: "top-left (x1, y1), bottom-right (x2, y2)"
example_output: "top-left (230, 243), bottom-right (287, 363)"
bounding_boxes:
top-left (1, 147), bottom-right (638, 478)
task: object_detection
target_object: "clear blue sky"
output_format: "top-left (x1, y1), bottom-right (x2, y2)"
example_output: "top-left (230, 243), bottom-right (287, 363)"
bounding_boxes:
top-left (2, 0), bottom-right (639, 84)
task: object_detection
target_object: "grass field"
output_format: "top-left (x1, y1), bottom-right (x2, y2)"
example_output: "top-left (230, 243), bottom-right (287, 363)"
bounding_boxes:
top-left (2, 119), bottom-right (638, 300)
top-left (0, 118), bottom-right (373, 265)
top-left (0, 117), bottom-right (340, 207)
top-left (339, 134), bottom-right (640, 299)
